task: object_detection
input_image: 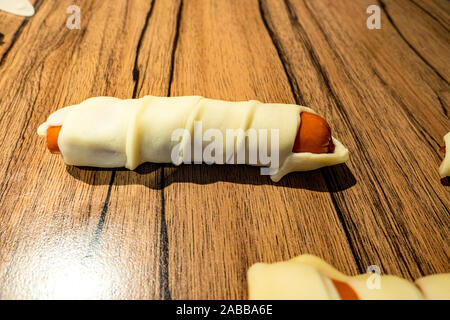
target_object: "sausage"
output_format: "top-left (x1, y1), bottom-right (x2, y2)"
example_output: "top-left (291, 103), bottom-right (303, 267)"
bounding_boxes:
top-left (293, 112), bottom-right (335, 154)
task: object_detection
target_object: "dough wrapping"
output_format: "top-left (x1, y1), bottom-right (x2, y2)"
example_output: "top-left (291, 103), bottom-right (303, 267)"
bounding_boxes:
top-left (248, 254), bottom-right (450, 300)
top-left (38, 96), bottom-right (349, 181)
top-left (439, 132), bottom-right (450, 177)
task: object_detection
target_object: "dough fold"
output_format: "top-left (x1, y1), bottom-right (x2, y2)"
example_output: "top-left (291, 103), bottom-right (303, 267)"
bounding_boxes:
top-left (38, 96), bottom-right (349, 181)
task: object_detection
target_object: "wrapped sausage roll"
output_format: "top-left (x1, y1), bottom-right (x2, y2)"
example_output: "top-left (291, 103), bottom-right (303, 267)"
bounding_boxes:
top-left (439, 132), bottom-right (450, 177)
top-left (248, 254), bottom-right (450, 300)
top-left (37, 96), bottom-right (349, 182)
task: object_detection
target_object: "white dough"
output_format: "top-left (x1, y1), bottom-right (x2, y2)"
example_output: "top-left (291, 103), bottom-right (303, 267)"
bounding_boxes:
top-left (248, 254), bottom-right (449, 300)
top-left (0, 0), bottom-right (34, 17)
top-left (38, 96), bottom-right (349, 181)
top-left (347, 274), bottom-right (423, 300)
top-left (248, 261), bottom-right (340, 300)
top-left (415, 274), bottom-right (450, 300)
top-left (439, 132), bottom-right (450, 177)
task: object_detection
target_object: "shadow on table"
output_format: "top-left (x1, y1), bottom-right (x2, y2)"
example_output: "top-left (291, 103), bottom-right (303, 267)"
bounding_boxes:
top-left (66, 162), bottom-right (356, 192)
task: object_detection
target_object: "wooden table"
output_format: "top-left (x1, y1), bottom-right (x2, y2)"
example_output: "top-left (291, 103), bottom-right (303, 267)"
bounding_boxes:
top-left (0, 0), bottom-right (448, 299)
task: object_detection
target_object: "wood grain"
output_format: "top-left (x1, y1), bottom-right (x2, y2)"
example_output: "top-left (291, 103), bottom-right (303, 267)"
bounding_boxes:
top-left (0, 0), bottom-right (448, 299)
top-left (260, 0), bottom-right (449, 279)
top-left (0, 0), bottom-right (164, 299)
top-left (166, 0), bottom-right (358, 299)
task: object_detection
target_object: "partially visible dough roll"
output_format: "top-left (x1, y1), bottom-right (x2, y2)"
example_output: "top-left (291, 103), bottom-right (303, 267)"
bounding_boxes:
top-left (37, 96), bottom-right (349, 182)
top-left (439, 132), bottom-right (450, 177)
top-left (248, 254), bottom-right (449, 300)
top-left (415, 274), bottom-right (450, 300)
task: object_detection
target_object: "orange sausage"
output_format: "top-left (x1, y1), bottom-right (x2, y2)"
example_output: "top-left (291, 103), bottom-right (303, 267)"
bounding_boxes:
top-left (293, 112), bottom-right (335, 154)
top-left (46, 126), bottom-right (61, 153)
top-left (46, 113), bottom-right (335, 155)
top-left (332, 279), bottom-right (360, 300)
